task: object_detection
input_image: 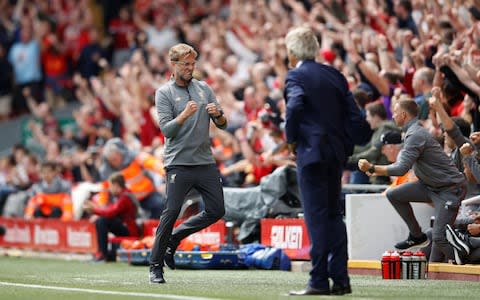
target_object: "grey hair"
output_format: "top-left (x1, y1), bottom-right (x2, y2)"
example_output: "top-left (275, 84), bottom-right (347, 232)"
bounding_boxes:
top-left (285, 27), bottom-right (319, 61)
top-left (414, 67), bottom-right (434, 85)
top-left (169, 43), bottom-right (198, 62)
top-left (103, 142), bottom-right (121, 157)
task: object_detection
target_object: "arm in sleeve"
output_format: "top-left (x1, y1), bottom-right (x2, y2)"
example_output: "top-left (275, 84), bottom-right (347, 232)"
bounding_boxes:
top-left (155, 87), bottom-right (182, 138)
top-left (284, 72), bottom-right (305, 144)
top-left (92, 194), bottom-right (130, 218)
top-left (348, 144), bottom-right (380, 164)
top-left (446, 124), bottom-right (471, 149)
top-left (386, 133), bottom-right (423, 176)
top-left (435, 96), bottom-right (471, 147)
top-left (463, 155), bottom-right (480, 183)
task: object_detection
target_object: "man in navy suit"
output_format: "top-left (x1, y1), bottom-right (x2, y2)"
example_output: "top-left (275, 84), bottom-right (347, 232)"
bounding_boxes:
top-left (284, 27), bottom-right (353, 296)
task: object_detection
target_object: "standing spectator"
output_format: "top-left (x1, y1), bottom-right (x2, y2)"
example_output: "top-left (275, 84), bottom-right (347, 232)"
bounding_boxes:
top-left (62, 3), bottom-right (93, 64)
top-left (358, 99), bottom-right (467, 262)
top-left (40, 24), bottom-right (70, 106)
top-left (394, 0), bottom-right (419, 36)
top-left (149, 43), bottom-right (227, 284)
top-left (8, 24), bottom-right (42, 116)
top-left (134, 10), bottom-right (179, 55)
top-left (108, 5), bottom-right (136, 68)
top-left (83, 172), bottom-right (139, 262)
top-left (412, 67), bottom-right (434, 120)
top-left (77, 27), bottom-right (106, 79)
top-left (0, 43), bottom-right (12, 120)
top-left (285, 27), bottom-right (351, 296)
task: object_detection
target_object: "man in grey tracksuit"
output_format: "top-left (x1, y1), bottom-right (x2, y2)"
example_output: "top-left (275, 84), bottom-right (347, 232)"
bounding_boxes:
top-left (149, 43), bottom-right (227, 283)
top-left (359, 99), bottom-right (467, 262)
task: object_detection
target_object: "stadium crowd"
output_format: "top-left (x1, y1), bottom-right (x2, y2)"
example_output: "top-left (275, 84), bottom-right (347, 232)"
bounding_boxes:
top-left (1, 0), bottom-right (480, 263)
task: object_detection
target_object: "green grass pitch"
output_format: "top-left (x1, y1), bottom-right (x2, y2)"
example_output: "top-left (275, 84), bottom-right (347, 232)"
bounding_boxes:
top-left (0, 256), bottom-right (479, 299)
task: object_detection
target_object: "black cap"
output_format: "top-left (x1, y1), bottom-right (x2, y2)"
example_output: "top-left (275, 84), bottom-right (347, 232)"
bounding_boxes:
top-left (380, 131), bottom-right (402, 145)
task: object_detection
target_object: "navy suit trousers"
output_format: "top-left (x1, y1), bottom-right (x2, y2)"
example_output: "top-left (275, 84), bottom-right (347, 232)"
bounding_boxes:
top-left (298, 161), bottom-right (350, 290)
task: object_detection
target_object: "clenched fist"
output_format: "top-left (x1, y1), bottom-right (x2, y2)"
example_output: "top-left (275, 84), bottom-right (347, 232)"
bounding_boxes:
top-left (177, 101), bottom-right (198, 124)
top-left (206, 103), bottom-right (222, 117)
top-left (358, 159), bottom-right (372, 173)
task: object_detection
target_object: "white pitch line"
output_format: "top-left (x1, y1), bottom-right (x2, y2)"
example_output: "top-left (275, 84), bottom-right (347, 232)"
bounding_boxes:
top-left (0, 281), bottom-right (224, 300)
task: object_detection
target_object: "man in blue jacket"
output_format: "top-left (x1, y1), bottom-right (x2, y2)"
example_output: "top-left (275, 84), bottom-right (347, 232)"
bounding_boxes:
top-left (284, 26), bottom-right (356, 296)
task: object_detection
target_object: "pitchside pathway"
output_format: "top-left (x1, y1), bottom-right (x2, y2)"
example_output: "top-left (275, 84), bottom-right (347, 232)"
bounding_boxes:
top-left (291, 260), bottom-right (480, 281)
top-left (2, 247), bottom-right (479, 281)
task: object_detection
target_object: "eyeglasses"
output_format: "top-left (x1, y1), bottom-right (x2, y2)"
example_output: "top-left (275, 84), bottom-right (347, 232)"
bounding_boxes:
top-left (175, 60), bottom-right (196, 68)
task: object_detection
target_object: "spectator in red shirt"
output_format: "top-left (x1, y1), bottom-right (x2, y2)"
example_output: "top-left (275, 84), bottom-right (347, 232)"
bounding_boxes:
top-left (40, 18), bottom-right (70, 105)
top-left (83, 172), bottom-right (139, 262)
top-left (108, 5), bottom-right (136, 68)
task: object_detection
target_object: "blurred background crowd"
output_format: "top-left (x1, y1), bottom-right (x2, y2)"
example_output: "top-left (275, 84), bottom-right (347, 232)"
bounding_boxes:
top-left (0, 0), bottom-right (480, 224)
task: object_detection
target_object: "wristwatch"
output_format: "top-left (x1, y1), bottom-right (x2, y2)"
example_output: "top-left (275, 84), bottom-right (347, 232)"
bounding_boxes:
top-left (368, 165), bottom-right (375, 173)
top-left (214, 109), bottom-right (224, 119)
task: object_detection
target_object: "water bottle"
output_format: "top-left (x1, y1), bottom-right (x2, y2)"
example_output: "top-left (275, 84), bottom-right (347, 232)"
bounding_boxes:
top-left (411, 252), bottom-right (420, 279)
top-left (413, 250), bottom-right (428, 279)
top-left (225, 221), bottom-right (234, 244)
top-left (381, 251), bottom-right (391, 279)
top-left (400, 251), bottom-right (413, 279)
top-left (390, 251), bottom-right (401, 279)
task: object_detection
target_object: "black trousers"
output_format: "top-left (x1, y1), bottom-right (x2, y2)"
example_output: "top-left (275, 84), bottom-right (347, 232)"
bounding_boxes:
top-left (95, 217), bottom-right (130, 258)
top-left (149, 164), bottom-right (225, 265)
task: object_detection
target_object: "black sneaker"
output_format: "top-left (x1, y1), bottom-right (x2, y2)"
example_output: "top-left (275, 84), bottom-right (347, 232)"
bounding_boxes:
top-left (452, 247), bottom-right (468, 265)
top-left (445, 224), bottom-right (470, 262)
top-left (394, 233), bottom-right (429, 250)
top-left (149, 264), bottom-right (165, 284)
top-left (164, 244), bottom-right (177, 270)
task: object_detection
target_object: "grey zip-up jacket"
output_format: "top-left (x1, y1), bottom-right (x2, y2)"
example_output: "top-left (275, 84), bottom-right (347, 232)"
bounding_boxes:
top-left (155, 78), bottom-right (227, 167)
top-left (387, 118), bottom-right (465, 190)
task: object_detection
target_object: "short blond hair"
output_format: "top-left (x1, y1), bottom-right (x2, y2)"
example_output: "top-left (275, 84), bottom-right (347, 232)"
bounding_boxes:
top-left (169, 43), bottom-right (198, 62)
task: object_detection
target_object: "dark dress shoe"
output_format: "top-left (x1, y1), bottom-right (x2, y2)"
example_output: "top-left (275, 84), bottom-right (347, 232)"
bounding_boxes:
top-left (331, 284), bottom-right (352, 295)
top-left (289, 286), bottom-right (330, 296)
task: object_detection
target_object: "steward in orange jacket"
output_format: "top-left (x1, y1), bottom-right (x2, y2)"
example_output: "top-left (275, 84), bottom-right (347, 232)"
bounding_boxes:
top-left (24, 161), bottom-right (72, 221)
top-left (98, 138), bottom-right (165, 218)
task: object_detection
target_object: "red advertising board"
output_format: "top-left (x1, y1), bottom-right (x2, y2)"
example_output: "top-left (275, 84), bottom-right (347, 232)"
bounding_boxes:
top-left (261, 218), bottom-right (310, 260)
top-left (0, 217), bottom-right (225, 254)
top-left (0, 217), bottom-right (97, 253)
top-left (143, 219), bottom-right (225, 246)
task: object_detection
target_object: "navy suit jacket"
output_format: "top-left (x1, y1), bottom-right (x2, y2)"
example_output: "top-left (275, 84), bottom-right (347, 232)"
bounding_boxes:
top-left (285, 60), bottom-right (359, 170)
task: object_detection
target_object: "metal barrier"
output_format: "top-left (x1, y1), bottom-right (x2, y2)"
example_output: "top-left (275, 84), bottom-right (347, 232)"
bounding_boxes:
top-left (342, 184), bottom-right (389, 193)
